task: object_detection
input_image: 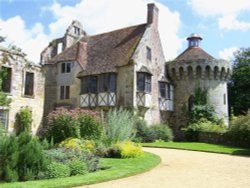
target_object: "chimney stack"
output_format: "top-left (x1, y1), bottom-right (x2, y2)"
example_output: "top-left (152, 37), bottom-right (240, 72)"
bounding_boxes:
top-left (147, 3), bottom-right (159, 28)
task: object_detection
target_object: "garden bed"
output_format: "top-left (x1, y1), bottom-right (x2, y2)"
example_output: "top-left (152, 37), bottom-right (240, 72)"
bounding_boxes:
top-left (0, 152), bottom-right (160, 188)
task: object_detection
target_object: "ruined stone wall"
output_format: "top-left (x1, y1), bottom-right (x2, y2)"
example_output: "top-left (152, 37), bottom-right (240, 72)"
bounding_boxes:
top-left (0, 49), bottom-right (44, 134)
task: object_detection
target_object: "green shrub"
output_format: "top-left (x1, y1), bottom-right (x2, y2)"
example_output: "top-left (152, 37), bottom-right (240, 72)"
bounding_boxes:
top-left (67, 160), bottom-right (87, 176)
top-left (83, 151), bottom-right (100, 172)
top-left (46, 108), bottom-right (101, 143)
top-left (79, 115), bottom-right (103, 140)
top-left (183, 120), bottom-right (227, 141)
top-left (59, 138), bottom-right (85, 151)
top-left (103, 108), bottom-right (136, 146)
top-left (14, 107), bottom-right (32, 135)
top-left (17, 132), bottom-right (45, 181)
top-left (115, 141), bottom-right (143, 158)
top-left (149, 124), bottom-right (173, 142)
top-left (191, 105), bottom-right (221, 124)
top-left (59, 138), bottom-right (96, 153)
top-left (0, 132), bottom-right (46, 182)
top-left (0, 135), bottom-right (18, 182)
top-left (44, 148), bottom-right (82, 163)
top-left (133, 117), bottom-right (149, 142)
top-left (47, 108), bottom-right (80, 143)
top-left (45, 162), bottom-right (70, 179)
top-left (105, 147), bottom-right (121, 158)
top-left (227, 111), bottom-right (250, 147)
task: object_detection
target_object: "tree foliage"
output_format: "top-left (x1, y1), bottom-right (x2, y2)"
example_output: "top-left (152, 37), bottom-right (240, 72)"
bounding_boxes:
top-left (228, 48), bottom-right (250, 115)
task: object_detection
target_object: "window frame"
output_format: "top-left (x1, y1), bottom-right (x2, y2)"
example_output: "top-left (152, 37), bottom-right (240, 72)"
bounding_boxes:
top-left (137, 72), bottom-right (152, 93)
top-left (81, 76), bottom-right (98, 94)
top-left (61, 62), bottom-right (71, 73)
top-left (24, 72), bottom-right (34, 97)
top-left (146, 46), bottom-right (152, 61)
top-left (1, 66), bottom-right (12, 93)
top-left (0, 110), bottom-right (8, 130)
top-left (159, 82), bottom-right (172, 100)
top-left (98, 73), bottom-right (117, 93)
top-left (60, 85), bottom-right (70, 100)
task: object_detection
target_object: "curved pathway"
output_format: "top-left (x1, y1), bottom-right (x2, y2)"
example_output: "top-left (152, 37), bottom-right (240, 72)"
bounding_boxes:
top-left (79, 147), bottom-right (250, 188)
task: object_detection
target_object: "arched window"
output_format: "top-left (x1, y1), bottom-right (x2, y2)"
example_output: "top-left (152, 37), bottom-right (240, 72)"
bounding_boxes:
top-left (179, 67), bottom-right (184, 80)
top-left (205, 66), bottom-right (210, 79)
top-left (214, 66), bottom-right (219, 80)
top-left (196, 66), bottom-right (202, 79)
top-left (188, 66), bottom-right (193, 79)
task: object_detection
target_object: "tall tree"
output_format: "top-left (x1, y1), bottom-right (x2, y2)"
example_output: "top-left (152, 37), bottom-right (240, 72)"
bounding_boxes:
top-left (228, 48), bottom-right (250, 115)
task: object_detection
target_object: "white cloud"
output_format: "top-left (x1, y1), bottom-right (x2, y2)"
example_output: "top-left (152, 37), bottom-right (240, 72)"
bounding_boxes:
top-left (188, 0), bottom-right (250, 31)
top-left (219, 47), bottom-right (239, 61)
top-left (46, 0), bottom-right (182, 60)
top-left (0, 16), bottom-right (49, 63)
top-left (218, 15), bottom-right (250, 31)
top-left (0, 0), bottom-right (182, 62)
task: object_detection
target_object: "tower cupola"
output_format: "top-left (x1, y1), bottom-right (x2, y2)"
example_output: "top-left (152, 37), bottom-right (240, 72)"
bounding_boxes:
top-left (187, 33), bottom-right (202, 48)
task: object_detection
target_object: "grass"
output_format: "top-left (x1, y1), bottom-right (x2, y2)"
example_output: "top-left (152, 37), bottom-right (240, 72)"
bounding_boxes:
top-left (0, 152), bottom-right (160, 188)
top-left (142, 142), bottom-right (250, 155)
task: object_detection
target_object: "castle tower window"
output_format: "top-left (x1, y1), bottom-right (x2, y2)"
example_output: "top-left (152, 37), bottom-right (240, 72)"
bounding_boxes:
top-left (1, 67), bottom-right (12, 93)
top-left (24, 72), bottom-right (34, 96)
top-left (146, 46), bottom-right (152, 61)
top-left (137, 72), bottom-right (151, 93)
top-left (60, 85), bottom-right (70, 100)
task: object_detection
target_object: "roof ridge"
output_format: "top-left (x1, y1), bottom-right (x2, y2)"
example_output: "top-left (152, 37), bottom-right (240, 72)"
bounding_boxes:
top-left (88, 23), bottom-right (147, 39)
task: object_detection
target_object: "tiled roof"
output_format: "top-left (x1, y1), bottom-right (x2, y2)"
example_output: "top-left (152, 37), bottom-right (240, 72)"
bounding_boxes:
top-left (78, 24), bottom-right (147, 76)
top-left (175, 47), bottom-right (215, 62)
top-left (48, 24), bottom-right (147, 76)
top-left (49, 42), bottom-right (79, 63)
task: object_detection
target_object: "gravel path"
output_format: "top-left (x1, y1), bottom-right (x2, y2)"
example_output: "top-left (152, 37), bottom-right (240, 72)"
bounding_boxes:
top-left (78, 147), bottom-right (250, 188)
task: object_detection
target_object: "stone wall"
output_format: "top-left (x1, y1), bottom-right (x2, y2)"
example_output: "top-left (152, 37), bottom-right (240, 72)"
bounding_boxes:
top-left (43, 61), bottom-right (82, 117)
top-left (0, 47), bottom-right (45, 134)
top-left (132, 17), bottom-right (167, 125)
top-left (167, 59), bottom-right (231, 133)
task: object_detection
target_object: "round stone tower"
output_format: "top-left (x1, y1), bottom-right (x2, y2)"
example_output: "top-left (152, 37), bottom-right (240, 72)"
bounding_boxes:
top-left (166, 34), bottom-right (231, 134)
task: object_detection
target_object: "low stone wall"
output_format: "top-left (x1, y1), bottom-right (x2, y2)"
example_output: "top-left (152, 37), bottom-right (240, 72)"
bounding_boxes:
top-left (198, 132), bottom-right (226, 145)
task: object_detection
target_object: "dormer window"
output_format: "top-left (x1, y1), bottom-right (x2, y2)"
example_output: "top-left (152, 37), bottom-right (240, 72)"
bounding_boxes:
top-left (146, 46), bottom-right (152, 61)
top-left (74, 26), bottom-right (80, 35)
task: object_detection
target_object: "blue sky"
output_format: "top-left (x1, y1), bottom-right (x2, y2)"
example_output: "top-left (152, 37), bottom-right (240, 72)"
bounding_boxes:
top-left (0, 0), bottom-right (250, 63)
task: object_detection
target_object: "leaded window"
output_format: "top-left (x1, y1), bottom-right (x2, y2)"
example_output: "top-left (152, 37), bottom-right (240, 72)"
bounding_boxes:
top-left (137, 72), bottom-right (151, 93)
top-left (98, 73), bottom-right (117, 92)
top-left (60, 85), bottom-right (70, 100)
top-left (81, 76), bottom-right (97, 94)
top-left (61, 62), bottom-right (71, 73)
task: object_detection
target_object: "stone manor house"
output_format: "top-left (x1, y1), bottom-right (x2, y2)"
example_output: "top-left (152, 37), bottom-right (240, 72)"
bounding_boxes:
top-left (0, 3), bottom-right (231, 136)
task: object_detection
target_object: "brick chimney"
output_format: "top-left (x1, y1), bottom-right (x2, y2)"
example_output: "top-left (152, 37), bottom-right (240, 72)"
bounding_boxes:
top-left (147, 3), bottom-right (159, 28)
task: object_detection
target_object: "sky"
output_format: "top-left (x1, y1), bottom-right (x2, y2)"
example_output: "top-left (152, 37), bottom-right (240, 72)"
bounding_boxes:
top-left (0, 0), bottom-right (250, 64)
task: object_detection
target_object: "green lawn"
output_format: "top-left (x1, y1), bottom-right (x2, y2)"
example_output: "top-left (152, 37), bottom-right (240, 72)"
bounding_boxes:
top-left (0, 152), bottom-right (160, 188)
top-left (142, 142), bottom-right (250, 155)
